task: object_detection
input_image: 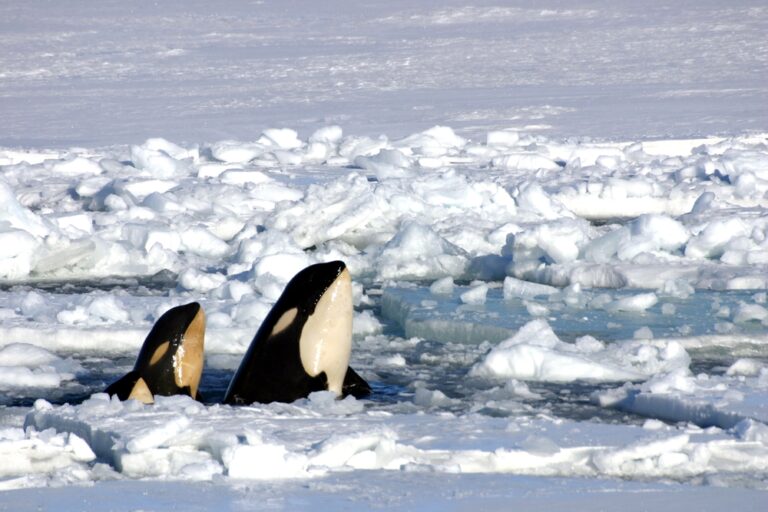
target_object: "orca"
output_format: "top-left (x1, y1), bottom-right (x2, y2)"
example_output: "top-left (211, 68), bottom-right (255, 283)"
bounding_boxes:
top-left (224, 260), bottom-right (371, 405)
top-left (105, 302), bottom-right (205, 404)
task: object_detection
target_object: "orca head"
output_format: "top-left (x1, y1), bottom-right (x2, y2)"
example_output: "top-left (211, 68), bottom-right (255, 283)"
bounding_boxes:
top-left (268, 260), bottom-right (353, 395)
top-left (129, 302), bottom-right (206, 402)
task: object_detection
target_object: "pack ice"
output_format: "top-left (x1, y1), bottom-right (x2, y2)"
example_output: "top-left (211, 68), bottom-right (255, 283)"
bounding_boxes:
top-left (0, 125), bottom-right (767, 490)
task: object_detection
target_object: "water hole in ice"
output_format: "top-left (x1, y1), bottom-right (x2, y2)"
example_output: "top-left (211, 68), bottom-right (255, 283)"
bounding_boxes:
top-left (4, 279), bottom-right (765, 429)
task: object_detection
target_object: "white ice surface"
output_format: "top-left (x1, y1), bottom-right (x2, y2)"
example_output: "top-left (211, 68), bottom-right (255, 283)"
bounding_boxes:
top-left (2, 1), bottom-right (767, 148)
top-left (20, 393), bottom-right (768, 486)
top-left (2, 130), bottom-right (767, 292)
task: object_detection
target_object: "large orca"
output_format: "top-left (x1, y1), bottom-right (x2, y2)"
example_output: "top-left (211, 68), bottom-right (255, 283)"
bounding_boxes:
top-left (105, 302), bottom-right (205, 404)
top-left (224, 260), bottom-right (371, 405)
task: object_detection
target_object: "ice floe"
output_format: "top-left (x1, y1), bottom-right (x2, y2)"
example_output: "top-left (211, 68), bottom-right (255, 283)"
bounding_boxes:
top-left (0, 125), bottom-right (767, 495)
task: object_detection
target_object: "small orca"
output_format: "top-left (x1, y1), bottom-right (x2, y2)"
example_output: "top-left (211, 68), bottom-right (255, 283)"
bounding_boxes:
top-left (224, 260), bottom-right (371, 405)
top-left (105, 302), bottom-right (205, 404)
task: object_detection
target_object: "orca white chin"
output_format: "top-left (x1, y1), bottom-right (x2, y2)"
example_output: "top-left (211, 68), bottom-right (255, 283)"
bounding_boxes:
top-left (299, 267), bottom-right (353, 395)
top-left (173, 306), bottom-right (205, 399)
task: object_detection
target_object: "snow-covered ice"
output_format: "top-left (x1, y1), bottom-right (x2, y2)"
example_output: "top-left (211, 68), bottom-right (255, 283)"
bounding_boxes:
top-left (3, 129), bottom-right (767, 507)
top-left (2, 129), bottom-right (768, 504)
top-left (1, 0), bottom-right (768, 510)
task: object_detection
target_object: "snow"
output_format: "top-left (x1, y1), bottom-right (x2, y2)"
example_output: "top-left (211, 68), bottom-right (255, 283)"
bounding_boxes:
top-left (4, 124), bottom-right (767, 291)
top-left (1, 0), bottom-right (768, 510)
top-left (0, 344), bottom-right (82, 390)
top-left (20, 392), bottom-right (768, 486)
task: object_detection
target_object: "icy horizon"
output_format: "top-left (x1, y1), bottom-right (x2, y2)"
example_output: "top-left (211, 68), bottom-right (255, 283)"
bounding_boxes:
top-left (2, 0), bottom-right (767, 148)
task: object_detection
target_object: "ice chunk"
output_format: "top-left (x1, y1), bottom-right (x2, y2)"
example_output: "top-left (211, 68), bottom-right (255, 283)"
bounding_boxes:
top-left (130, 143), bottom-right (189, 178)
top-left (430, 276), bottom-right (455, 295)
top-left (688, 191), bottom-right (716, 214)
top-left (0, 344), bottom-right (82, 390)
top-left (420, 125), bottom-right (466, 149)
top-left (493, 153), bottom-right (561, 171)
top-left (353, 309), bottom-right (383, 336)
top-left (306, 391), bottom-right (365, 415)
top-left (126, 416), bottom-right (191, 453)
top-left (260, 128), bottom-right (303, 150)
top-left (88, 296), bottom-right (131, 324)
top-left (460, 283), bottom-right (488, 305)
top-left (268, 174), bottom-right (382, 249)
top-left (354, 148), bottom-right (413, 177)
top-left (733, 419), bottom-right (768, 444)
top-left (733, 303), bottom-right (768, 324)
top-left (471, 343), bottom-right (644, 383)
top-left (177, 268), bottom-right (226, 292)
top-left (219, 169), bottom-right (272, 186)
top-left (142, 137), bottom-right (198, 161)
top-left (223, 441), bottom-right (310, 479)
top-left (486, 130), bottom-right (520, 147)
top-left (56, 296), bottom-right (131, 326)
top-left (515, 182), bottom-right (573, 220)
top-left (378, 223), bottom-right (468, 280)
top-left (591, 434), bottom-right (691, 476)
top-left (0, 229), bottom-right (39, 279)
top-left (0, 180), bottom-right (50, 238)
top-left (726, 359), bottom-right (764, 377)
top-left (503, 276), bottom-right (558, 299)
top-left (685, 218), bottom-right (751, 259)
top-left (629, 214), bottom-right (689, 252)
top-left (470, 320), bottom-right (646, 383)
top-left (0, 428), bottom-right (95, 480)
top-left (51, 213), bottom-right (94, 237)
top-left (125, 179), bottom-right (179, 200)
top-left (338, 136), bottom-right (388, 161)
top-left (581, 227), bottom-right (630, 263)
top-left (0, 367), bottom-right (61, 389)
top-left (505, 218), bottom-right (589, 268)
top-left (374, 353), bottom-right (406, 368)
top-left (122, 224), bottom-right (182, 252)
top-left (251, 252), bottom-right (312, 285)
top-left (606, 293), bottom-right (658, 313)
top-left (180, 226), bottom-right (230, 259)
top-left (51, 157), bottom-right (103, 176)
top-left (309, 125), bottom-right (343, 144)
top-left (658, 279), bottom-right (694, 299)
top-left (413, 388), bottom-right (460, 408)
top-left (210, 141), bottom-right (266, 164)
top-left (310, 430), bottom-right (403, 470)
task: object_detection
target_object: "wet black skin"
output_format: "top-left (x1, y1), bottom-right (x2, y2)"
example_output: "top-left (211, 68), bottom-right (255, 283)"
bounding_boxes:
top-left (224, 261), bottom-right (371, 405)
top-left (105, 302), bottom-right (202, 400)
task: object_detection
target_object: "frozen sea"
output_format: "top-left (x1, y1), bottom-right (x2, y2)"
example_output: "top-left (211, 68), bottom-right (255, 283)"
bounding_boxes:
top-left (1, 1), bottom-right (767, 510)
